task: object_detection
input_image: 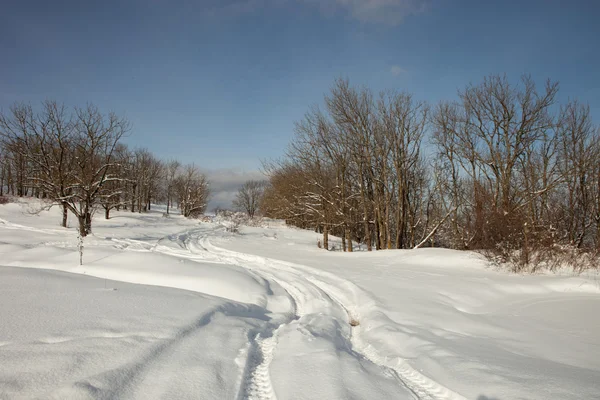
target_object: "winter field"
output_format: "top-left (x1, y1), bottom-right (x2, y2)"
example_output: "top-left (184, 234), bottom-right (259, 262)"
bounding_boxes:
top-left (0, 198), bottom-right (599, 400)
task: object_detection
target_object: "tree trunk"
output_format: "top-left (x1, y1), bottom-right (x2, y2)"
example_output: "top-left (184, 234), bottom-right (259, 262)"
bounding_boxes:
top-left (131, 184), bottom-right (136, 212)
top-left (385, 211), bottom-right (392, 249)
top-left (596, 218), bottom-right (600, 251)
top-left (0, 166), bottom-right (4, 196)
top-left (357, 168), bottom-right (372, 251)
top-left (61, 203), bottom-right (68, 228)
top-left (396, 182), bottom-right (406, 249)
top-left (346, 230), bottom-right (353, 252)
top-left (323, 224), bottom-right (329, 251)
top-left (78, 216), bottom-right (88, 237)
top-left (521, 223), bottom-right (530, 268)
top-left (105, 207), bottom-right (110, 220)
top-left (84, 211), bottom-right (92, 235)
top-left (363, 216), bottom-right (371, 251)
top-left (375, 207), bottom-right (382, 250)
top-left (595, 167), bottom-right (600, 250)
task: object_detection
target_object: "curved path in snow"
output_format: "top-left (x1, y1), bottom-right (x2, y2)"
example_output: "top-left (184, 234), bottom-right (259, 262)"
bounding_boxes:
top-left (0, 213), bottom-right (466, 400)
top-left (152, 225), bottom-right (466, 400)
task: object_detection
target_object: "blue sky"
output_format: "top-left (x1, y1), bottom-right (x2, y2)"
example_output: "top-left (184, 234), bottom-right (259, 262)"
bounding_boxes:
top-left (2, 0), bottom-right (599, 174)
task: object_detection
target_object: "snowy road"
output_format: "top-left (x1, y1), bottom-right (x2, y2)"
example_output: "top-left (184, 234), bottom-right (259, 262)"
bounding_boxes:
top-left (1, 200), bottom-right (599, 399)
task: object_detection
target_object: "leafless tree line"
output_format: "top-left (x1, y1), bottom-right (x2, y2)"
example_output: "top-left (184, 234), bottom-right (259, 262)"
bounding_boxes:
top-left (261, 76), bottom-right (600, 268)
top-left (0, 101), bottom-right (210, 236)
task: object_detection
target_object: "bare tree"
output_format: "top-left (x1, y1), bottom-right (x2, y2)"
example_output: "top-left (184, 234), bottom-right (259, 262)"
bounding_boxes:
top-left (555, 101), bottom-right (599, 248)
top-left (233, 180), bottom-right (266, 218)
top-left (70, 105), bottom-right (129, 235)
top-left (0, 142), bottom-right (8, 197)
top-left (175, 165), bottom-right (210, 218)
top-left (261, 162), bottom-right (307, 223)
top-left (263, 79), bottom-right (433, 251)
top-left (164, 159), bottom-right (180, 214)
top-left (432, 75), bottom-right (560, 256)
top-left (98, 143), bottom-right (129, 219)
top-left (0, 101), bottom-right (129, 237)
top-left (377, 90), bottom-right (429, 248)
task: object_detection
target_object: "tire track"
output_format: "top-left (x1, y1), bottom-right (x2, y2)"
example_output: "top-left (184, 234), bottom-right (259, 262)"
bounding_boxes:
top-left (203, 234), bottom-right (467, 400)
top-left (79, 226), bottom-right (291, 400)
top-left (64, 302), bottom-right (271, 400)
top-left (103, 224), bottom-right (465, 400)
top-left (241, 330), bottom-right (280, 400)
top-left (195, 237), bottom-right (301, 400)
top-left (305, 276), bottom-right (465, 400)
top-left (144, 228), bottom-right (297, 400)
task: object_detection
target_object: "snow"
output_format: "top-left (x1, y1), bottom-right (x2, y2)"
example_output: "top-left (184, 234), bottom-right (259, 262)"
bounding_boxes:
top-left (0, 198), bottom-right (599, 399)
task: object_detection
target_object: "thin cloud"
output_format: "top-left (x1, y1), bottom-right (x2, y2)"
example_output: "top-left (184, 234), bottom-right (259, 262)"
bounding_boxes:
top-left (390, 65), bottom-right (406, 76)
top-left (306, 0), bottom-right (432, 24)
top-left (203, 168), bottom-right (266, 211)
top-left (206, 0), bottom-right (268, 17)
top-left (198, 0), bottom-right (432, 24)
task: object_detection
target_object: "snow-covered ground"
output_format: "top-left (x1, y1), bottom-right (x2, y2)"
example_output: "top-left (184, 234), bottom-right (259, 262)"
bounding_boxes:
top-left (0, 198), bottom-right (599, 400)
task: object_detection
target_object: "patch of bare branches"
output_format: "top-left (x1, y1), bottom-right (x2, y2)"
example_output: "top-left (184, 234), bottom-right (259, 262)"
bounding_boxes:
top-left (261, 76), bottom-right (600, 273)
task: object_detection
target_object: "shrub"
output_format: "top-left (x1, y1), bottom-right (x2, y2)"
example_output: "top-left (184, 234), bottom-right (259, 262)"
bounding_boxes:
top-left (484, 245), bottom-right (600, 274)
top-left (226, 219), bottom-right (241, 234)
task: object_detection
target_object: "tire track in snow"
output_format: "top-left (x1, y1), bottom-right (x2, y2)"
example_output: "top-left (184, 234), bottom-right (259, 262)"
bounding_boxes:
top-left (194, 237), bottom-right (303, 400)
top-left (198, 234), bottom-right (350, 400)
top-left (70, 227), bottom-right (288, 400)
top-left (64, 302), bottom-right (270, 400)
top-left (0, 218), bottom-right (63, 235)
top-left (203, 234), bottom-right (467, 400)
top-left (304, 275), bottom-right (465, 400)
top-left (139, 228), bottom-right (296, 400)
top-left (240, 330), bottom-right (280, 400)
top-left (102, 224), bottom-right (464, 400)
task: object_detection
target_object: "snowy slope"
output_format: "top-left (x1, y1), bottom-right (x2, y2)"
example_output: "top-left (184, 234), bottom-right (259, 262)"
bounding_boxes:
top-left (214, 226), bottom-right (600, 400)
top-left (0, 198), bottom-right (599, 400)
top-left (0, 267), bottom-right (261, 400)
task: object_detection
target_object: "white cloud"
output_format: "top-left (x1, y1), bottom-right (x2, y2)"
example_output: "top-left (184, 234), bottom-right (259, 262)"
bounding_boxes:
top-left (390, 65), bottom-right (406, 76)
top-left (207, 0), bottom-right (269, 16)
top-left (202, 168), bottom-right (266, 211)
top-left (304, 0), bottom-right (431, 24)
top-left (200, 0), bottom-right (431, 25)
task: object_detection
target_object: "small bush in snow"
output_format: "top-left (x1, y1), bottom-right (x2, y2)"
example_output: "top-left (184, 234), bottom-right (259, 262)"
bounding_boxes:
top-left (226, 219), bottom-right (241, 234)
top-left (484, 245), bottom-right (600, 274)
top-left (0, 196), bottom-right (10, 205)
top-left (216, 209), bottom-right (273, 232)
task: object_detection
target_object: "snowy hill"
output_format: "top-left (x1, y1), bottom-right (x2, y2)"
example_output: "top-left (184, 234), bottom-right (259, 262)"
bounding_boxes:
top-left (0, 198), bottom-right (599, 400)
